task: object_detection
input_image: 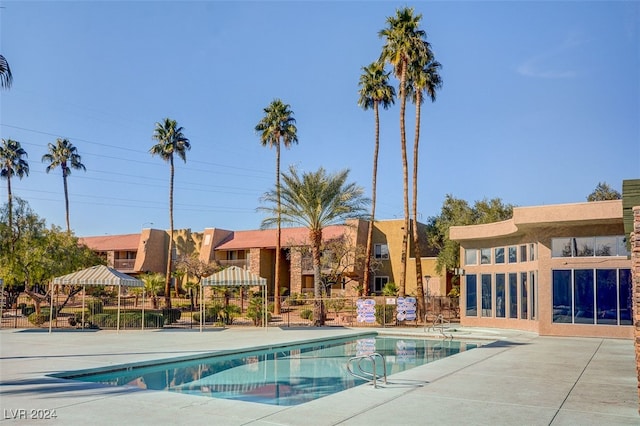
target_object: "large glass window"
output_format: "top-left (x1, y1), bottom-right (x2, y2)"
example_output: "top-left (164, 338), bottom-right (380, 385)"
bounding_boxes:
top-left (552, 236), bottom-right (628, 257)
top-left (519, 245), bottom-right (527, 262)
top-left (465, 275), bottom-right (477, 317)
top-left (465, 249), bottom-right (477, 266)
top-left (575, 237), bottom-right (595, 257)
top-left (552, 238), bottom-right (573, 257)
top-left (520, 272), bottom-right (528, 319)
top-left (595, 236), bottom-right (617, 257)
top-left (509, 273), bottom-right (518, 319)
top-left (552, 270), bottom-right (572, 323)
top-left (374, 244), bottom-right (389, 259)
top-left (480, 248), bottom-right (491, 265)
top-left (530, 271), bottom-right (537, 320)
top-left (508, 246), bottom-right (517, 263)
top-left (596, 269), bottom-right (617, 325)
top-left (574, 269), bottom-right (594, 324)
top-left (529, 244), bottom-right (536, 261)
top-left (617, 237), bottom-right (629, 257)
top-left (496, 274), bottom-right (505, 318)
top-left (619, 269), bottom-right (632, 325)
top-left (494, 248), bottom-right (504, 264)
top-left (373, 276), bottom-right (388, 294)
top-left (481, 274), bottom-right (492, 317)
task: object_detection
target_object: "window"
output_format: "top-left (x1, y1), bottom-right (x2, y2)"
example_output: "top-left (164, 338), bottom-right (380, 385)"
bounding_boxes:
top-left (465, 275), bottom-right (477, 317)
top-left (374, 244), bottom-right (389, 259)
top-left (595, 236), bottom-right (616, 257)
top-left (552, 238), bottom-right (573, 257)
top-left (619, 269), bottom-right (632, 325)
top-left (373, 276), bottom-right (388, 294)
top-left (508, 246), bottom-right (518, 263)
top-left (552, 236), bottom-right (628, 258)
top-left (575, 238), bottom-right (595, 257)
top-left (481, 274), bottom-right (492, 317)
top-left (520, 272), bottom-right (528, 319)
top-left (494, 247), bottom-right (505, 264)
top-left (552, 270), bottom-right (572, 323)
top-left (465, 249), bottom-right (478, 266)
top-left (519, 245), bottom-right (527, 262)
top-left (496, 274), bottom-right (505, 318)
top-left (574, 269), bottom-right (594, 324)
top-left (509, 273), bottom-right (518, 319)
top-left (529, 244), bottom-right (536, 261)
top-left (480, 248), bottom-right (491, 264)
top-left (596, 269), bottom-right (617, 325)
top-left (530, 271), bottom-right (536, 320)
top-left (617, 237), bottom-right (629, 257)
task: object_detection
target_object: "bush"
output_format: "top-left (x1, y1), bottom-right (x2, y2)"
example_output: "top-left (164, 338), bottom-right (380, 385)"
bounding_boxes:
top-left (21, 304), bottom-right (35, 317)
top-left (246, 297), bottom-right (272, 326)
top-left (28, 312), bottom-right (49, 326)
top-left (286, 293), bottom-right (307, 306)
top-left (192, 304), bottom-right (223, 323)
top-left (375, 305), bottom-right (396, 325)
top-left (161, 308), bottom-right (182, 324)
top-left (90, 313), bottom-right (117, 328)
top-left (87, 299), bottom-right (104, 314)
top-left (300, 308), bottom-right (313, 320)
top-left (119, 312), bottom-right (164, 328)
top-left (221, 304), bottom-right (241, 325)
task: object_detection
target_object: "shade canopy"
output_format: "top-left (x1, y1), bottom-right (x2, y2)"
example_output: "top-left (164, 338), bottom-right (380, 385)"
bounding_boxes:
top-left (52, 265), bottom-right (143, 287)
top-left (201, 266), bottom-right (266, 287)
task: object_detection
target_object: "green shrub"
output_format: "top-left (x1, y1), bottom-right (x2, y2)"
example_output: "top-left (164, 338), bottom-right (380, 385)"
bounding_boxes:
top-left (161, 308), bottom-right (182, 324)
top-left (87, 299), bottom-right (104, 314)
top-left (246, 297), bottom-right (271, 326)
top-left (90, 313), bottom-right (117, 328)
top-left (119, 312), bottom-right (164, 328)
top-left (221, 304), bottom-right (241, 325)
top-left (375, 305), bottom-right (396, 325)
top-left (300, 308), bottom-right (313, 320)
top-left (21, 304), bottom-right (35, 316)
top-left (28, 312), bottom-right (49, 326)
top-left (286, 293), bottom-right (307, 306)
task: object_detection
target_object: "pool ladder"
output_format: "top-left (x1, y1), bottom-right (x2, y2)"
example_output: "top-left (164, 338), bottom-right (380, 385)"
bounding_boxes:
top-left (346, 353), bottom-right (387, 388)
top-left (424, 314), bottom-right (453, 339)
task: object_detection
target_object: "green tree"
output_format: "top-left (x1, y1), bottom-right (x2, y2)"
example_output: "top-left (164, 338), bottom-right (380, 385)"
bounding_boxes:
top-left (587, 182), bottom-right (621, 201)
top-left (407, 38), bottom-right (442, 319)
top-left (0, 54), bottom-right (12, 89)
top-left (379, 6), bottom-right (428, 296)
top-left (150, 118), bottom-right (191, 309)
top-left (255, 99), bottom-right (298, 315)
top-left (42, 138), bottom-right (86, 233)
top-left (260, 166), bottom-right (369, 326)
top-left (0, 138), bottom-right (29, 248)
top-left (142, 273), bottom-right (165, 309)
top-left (174, 254), bottom-right (221, 310)
top-left (358, 61), bottom-right (395, 295)
top-left (426, 195), bottom-right (514, 276)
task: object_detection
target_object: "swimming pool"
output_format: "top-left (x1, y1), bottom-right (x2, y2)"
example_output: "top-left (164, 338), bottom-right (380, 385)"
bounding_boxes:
top-left (55, 334), bottom-right (478, 406)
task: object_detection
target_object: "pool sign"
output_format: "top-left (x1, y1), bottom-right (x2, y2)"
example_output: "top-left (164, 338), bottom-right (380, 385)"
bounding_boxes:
top-left (396, 297), bottom-right (417, 321)
top-left (356, 299), bottom-right (376, 323)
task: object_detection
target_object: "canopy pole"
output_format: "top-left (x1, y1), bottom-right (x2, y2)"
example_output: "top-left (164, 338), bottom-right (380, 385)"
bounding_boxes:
top-left (141, 288), bottom-right (145, 331)
top-left (117, 284), bottom-right (121, 333)
top-left (82, 285), bottom-right (86, 329)
top-left (48, 281), bottom-right (53, 333)
top-left (0, 278), bottom-right (4, 327)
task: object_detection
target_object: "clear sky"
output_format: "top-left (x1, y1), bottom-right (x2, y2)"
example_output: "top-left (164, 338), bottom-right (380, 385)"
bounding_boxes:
top-left (1, 1), bottom-right (638, 237)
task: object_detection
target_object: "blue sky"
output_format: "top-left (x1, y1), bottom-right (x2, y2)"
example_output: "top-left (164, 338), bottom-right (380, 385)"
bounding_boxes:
top-left (1, 1), bottom-right (638, 237)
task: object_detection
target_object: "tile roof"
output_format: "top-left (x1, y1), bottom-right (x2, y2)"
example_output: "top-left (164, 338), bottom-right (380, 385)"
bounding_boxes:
top-left (215, 225), bottom-right (349, 250)
top-left (79, 234), bottom-right (141, 251)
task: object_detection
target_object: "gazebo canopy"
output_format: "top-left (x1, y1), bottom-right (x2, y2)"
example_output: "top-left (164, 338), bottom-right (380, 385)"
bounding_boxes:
top-left (52, 265), bottom-right (143, 287)
top-left (201, 266), bottom-right (266, 287)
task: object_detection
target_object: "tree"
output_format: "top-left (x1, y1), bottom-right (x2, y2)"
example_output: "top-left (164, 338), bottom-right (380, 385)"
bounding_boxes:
top-left (407, 42), bottom-right (442, 319)
top-left (587, 182), bottom-right (621, 201)
top-left (0, 54), bottom-right (12, 89)
top-left (259, 166), bottom-right (369, 326)
top-left (150, 118), bottom-right (191, 309)
top-left (42, 138), bottom-right (86, 233)
top-left (379, 6), bottom-right (428, 296)
top-left (358, 61), bottom-right (395, 295)
top-left (0, 138), bottom-right (29, 248)
top-left (255, 99), bottom-right (298, 315)
top-left (426, 195), bottom-right (514, 277)
top-left (174, 254), bottom-right (221, 310)
top-left (142, 273), bottom-right (165, 309)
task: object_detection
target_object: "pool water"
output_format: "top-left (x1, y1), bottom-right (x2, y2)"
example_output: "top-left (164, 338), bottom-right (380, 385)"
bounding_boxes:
top-left (58, 335), bottom-right (477, 406)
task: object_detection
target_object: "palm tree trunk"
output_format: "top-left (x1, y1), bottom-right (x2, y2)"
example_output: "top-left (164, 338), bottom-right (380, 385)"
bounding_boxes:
top-left (412, 91), bottom-right (426, 320)
top-left (399, 60), bottom-right (409, 297)
top-left (63, 167), bottom-right (70, 233)
top-left (311, 229), bottom-right (324, 326)
top-left (7, 175), bottom-right (12, 251)
top-left (274, 142), bottom-right (282, 315)
top-left (165, 156), bottom-right (174, 309)
top-left (363, 102), bottom-right (381, 296)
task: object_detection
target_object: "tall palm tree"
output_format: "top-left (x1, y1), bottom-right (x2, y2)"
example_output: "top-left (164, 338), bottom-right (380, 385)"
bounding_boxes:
top-left (358, 61), bottom-right (395, 295)
top-left (0, 54), bottom-right (12, 89)
top-left (0, 138), bottom-right (29, 248)
top-left (379, 6), bottom-right (428, 296)
top-left (42, 138), bottom-right (85, 233)
top-left (150, 118), bottom-right (191, 310)
top-left (255, 99), bottom-right (298, 315)
top-left (260, 166), bottom-right (369, 326)
top-left (407, 42), bottom-right (442, 319)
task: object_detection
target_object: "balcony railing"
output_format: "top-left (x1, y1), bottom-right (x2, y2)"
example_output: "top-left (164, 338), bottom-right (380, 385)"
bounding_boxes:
top-left (114, 259), bottom-right (136, 271)
top-left (218, 259), bottom-right (250, 268)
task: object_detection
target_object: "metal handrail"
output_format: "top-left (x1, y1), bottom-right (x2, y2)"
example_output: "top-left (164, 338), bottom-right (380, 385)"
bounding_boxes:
top-left (424, 313), bottom-right (453, 339)
top-left (346, 352), bottom-right (387, 388)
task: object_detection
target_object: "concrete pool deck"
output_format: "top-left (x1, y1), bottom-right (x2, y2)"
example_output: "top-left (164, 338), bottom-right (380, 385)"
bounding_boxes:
top-left (0, 326), bottom-right (638, 425)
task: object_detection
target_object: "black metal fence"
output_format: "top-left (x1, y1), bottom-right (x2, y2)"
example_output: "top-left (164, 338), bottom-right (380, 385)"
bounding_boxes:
top-left (1, 292), bottom-right (459, 330)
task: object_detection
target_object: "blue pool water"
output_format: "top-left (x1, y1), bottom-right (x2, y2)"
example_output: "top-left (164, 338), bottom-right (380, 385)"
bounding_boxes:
top-left (57, 335), bottom-right (478, 406)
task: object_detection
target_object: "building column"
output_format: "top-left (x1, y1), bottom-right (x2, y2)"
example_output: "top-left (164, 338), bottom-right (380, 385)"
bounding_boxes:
top-left (632, 206), bottom-right (640, 413)
top-left (289, 249), bottom-right (302, 295)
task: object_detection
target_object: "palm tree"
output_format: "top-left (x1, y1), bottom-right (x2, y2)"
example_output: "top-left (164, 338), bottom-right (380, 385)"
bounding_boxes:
top-left (0, 54), bottom-right (12, 89)
top-left (379, 6), bottom-right (428, 296)
top-left (358, 62), bottom-right (395, 296)
top-left (150, 118), bottom-right (191, 310)
top-left (42, 138), bottom-right (85, 233)
top-left (0, 138), bottom-right (29, 248)
top-left (142, 273), bottom-right (165, 309)
top-left (259, 166), bottom-right (369, 326)
top-left (255, 99), bottom-right (298, 315)
top-left (407, 42), bottom-right (442, 319)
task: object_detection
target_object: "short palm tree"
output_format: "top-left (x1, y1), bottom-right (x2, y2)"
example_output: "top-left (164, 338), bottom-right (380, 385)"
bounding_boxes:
top-left (358, 61), bottom-right (395, 295)
top-left (259, 166), bottom-right (369, 326)
top-left (42, 138), bottom-right (85, 233)
top-left (379, 6), bottom-right (428, 296)
top-left (142, 273), bottom-right (165, 309)
top-left (0, 54), bottom-right (12, 89)
top-left (150, 118), bottom-right (191, 310)
top-left (0, 138), bottom-right (29, 248)
top-left (255, 99), bottom-right (298, 315)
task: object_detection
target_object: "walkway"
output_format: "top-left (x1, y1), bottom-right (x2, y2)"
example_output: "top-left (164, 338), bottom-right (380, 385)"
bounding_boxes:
top-left (1, 326), bottom-right (638, 425)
